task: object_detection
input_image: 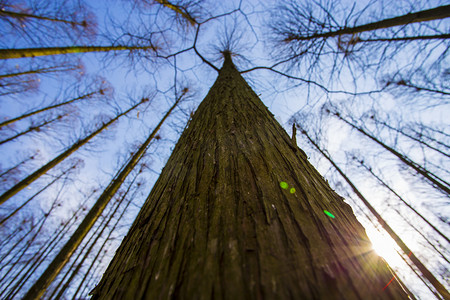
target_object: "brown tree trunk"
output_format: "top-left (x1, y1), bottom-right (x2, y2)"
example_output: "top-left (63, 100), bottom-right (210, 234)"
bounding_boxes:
top-left (91, 54), bottom-right (407, 299)
top-left (0, 113), bottom-right (68, 145)
top-left (0, 45), bottom-right (157, 60)
top-left (285, 5), bottom-right (450, 41)
top-left (0, 64), bottom-right (80, 78)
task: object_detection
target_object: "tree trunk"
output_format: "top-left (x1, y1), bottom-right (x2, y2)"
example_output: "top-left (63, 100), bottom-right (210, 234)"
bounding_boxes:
top-left (0, 10), bottom-right (85, 26)
top-left (0, 64), bottom-right (80, 78)
top-left (372, 117), bottom-right (450, 158)
top-left (0, 45), bottom-right (157, 60)
top-left (357, 158), bottom-right (449, 243)
top-left (154, 0), bottom-right (196, 25)
top-left (0, 90), bottom-right (99, 129)
top-left (0, 113), bottom-right (68, 145)
top-left (285, 5), bottom-right (450, 41)
top-left (91, 54), bottom-right (407, 299)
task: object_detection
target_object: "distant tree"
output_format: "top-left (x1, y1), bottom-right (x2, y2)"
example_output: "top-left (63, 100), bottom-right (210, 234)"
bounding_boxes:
top-left (24, 92), bottom-right (183, 299)
top-left (323, 106), bottom-right (450, 196)
top-left (0, 98), bottom-right (148, 205)
top-left (297, 123), bottom-right (449, 299)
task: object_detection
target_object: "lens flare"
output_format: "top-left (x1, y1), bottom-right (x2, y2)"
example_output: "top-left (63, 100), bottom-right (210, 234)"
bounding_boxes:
top-left (324, 210), bottom-right (335, 218)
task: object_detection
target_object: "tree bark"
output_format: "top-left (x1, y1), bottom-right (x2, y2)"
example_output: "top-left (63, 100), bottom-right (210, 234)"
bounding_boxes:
top-left (91, 55), bottom-right (407, 299)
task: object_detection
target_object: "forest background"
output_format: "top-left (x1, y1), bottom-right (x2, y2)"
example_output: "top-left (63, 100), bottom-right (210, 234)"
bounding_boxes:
top-left (0, 0), bottom-right (448, 299)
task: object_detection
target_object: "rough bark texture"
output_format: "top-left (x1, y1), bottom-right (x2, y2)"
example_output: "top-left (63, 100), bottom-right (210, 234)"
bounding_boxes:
top-left (91, 56), bottom-right (408, 299)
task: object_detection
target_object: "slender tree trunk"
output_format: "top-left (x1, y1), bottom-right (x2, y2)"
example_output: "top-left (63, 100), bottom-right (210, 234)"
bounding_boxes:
top-left (0, 9), bottom-right (86, 26)
top-left (23, 96), bottom-right (181, 300)
top-left (410, 126), bottom-right (450, 150)
top-left (357, 159), bottom-right (449, 243)
top-left (0, 64), bottom-right (79, 79)
top-left (300, 128), bottom-right (450, 299)
top-left (52, 175), bottom-right (135, 299)
top-left (0, 45), bottom-right (157, 60)
top-left (391, 205), bottom-right (450, 265)
top-left (373, 118), bottom-right (450, 158)
top-left (285, 5), bottom-right (450, 41)
top-left (0, 162), bottom-right (75, 226)
top-left (357, 33), bottom-right (450, 43)
top-left (0, 153), bottom-right (36, 179)
top-left (91, 54), bottom-right (407, 299)
top-left (0, 113), bottom-right (68, 145)
top-left (71, 185), bottom-right (136, 300)
top-left (333, 112), bottom-right (450, 195)
top-left (0, 90), bottom-right (99, 129)
top-left (79, 244), bottom-right (110, 297)
top-left (0, 99), bottom-right (145, 205)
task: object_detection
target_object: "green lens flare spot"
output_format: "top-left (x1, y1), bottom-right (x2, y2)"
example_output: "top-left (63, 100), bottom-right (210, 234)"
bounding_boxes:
top-left (290, 188), bottom-right (296, 194)
top-left (324, 210), bottom-right (335, 218)
top-left (280, 181), bottom-right (288, 189)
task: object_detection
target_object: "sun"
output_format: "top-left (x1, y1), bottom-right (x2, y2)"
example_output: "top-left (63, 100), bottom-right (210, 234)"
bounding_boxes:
top-left (365, 227), bottom-right (405, 267)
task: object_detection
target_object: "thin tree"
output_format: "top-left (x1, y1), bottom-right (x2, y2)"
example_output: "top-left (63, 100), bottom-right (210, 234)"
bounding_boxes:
top-left (0, 89), bottom-right (103, 129)
top-left (325, 108), bottom-right (450, 196)
top-left (0, 158), bottom-right (81, 226)
top-left (0, 112), bottom-right (69, 146)
top-left (369, 115), bottom-right (450, 158)
top-left (23, 91), bottom-right (183, 299)
top-left (50, 171), bottom-right (140, 299)
top-left (0, 98), bottom-right (148, 205)
top-left (90, 53), bottom-right (407, 299)
top-left (0, 44), bottom-right (159, 60)
top-left (282, 5), bottom-right (450, 42)
top-left (353, 156), bottom-right (449, 244)
top-left (298, 125), bottom-right (450, 299)
top-left (0, 63), bottom-right (81, 79)
top-left (70, 180), bottom-right (140, 299)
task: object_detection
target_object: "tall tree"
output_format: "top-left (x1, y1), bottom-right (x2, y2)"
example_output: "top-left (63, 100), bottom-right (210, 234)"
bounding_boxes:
top-left (23, 93), bottom-right (182, 299)
top-left (326, 108), bottom-right (450, 196)
top-left (297, 124), bottom-right (450, 299)
top-left (0, 98), bottom-right (147, 205)
top-left (91, 54), bottom-right (408, 299)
